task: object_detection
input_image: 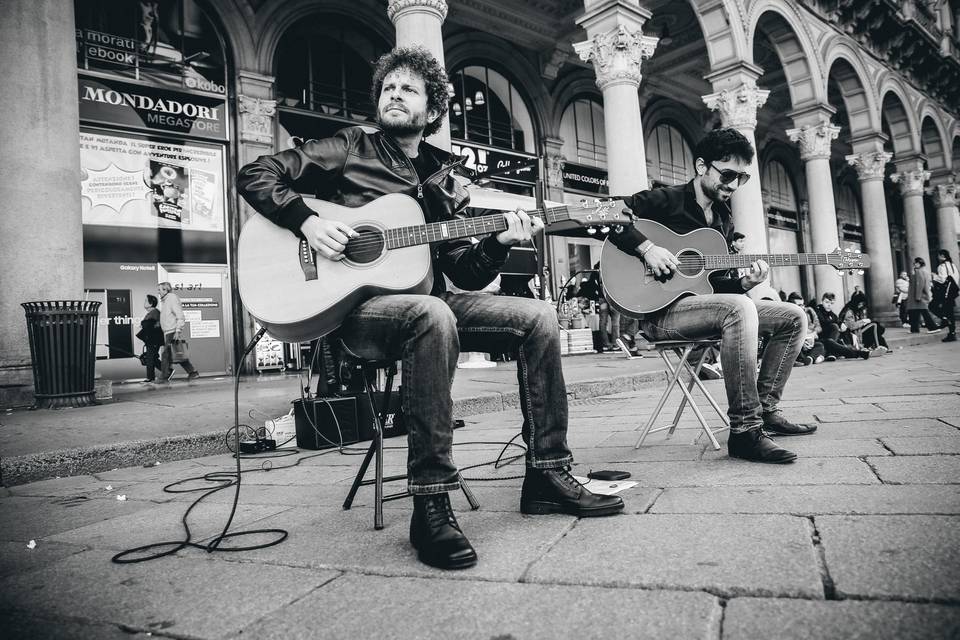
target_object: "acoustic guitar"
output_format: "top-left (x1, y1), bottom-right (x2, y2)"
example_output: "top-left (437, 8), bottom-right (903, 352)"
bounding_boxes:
top-left (600, 219), bottom-right (870, 316)
top-left (238, 193), bottom-right (630, 342)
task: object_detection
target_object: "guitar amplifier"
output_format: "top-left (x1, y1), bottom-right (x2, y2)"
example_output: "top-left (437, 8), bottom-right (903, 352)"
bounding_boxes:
top-left (292, 396), bottom-right (359, 449)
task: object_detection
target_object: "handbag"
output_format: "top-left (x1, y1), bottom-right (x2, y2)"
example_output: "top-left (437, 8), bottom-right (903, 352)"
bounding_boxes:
top-left (138, 347), bottom-right (157, 367)
top-left (170, 339), bottom-right (190, 364)
top-left (891, 294), bottom-right (899, 305)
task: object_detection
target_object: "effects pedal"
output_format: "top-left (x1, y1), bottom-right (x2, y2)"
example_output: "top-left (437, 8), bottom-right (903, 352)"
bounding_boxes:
top-left (239, 438), bottom-right (277, 454)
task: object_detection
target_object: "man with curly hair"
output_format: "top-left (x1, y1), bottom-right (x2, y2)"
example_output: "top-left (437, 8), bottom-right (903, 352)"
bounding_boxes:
top-left (609, 128), bottom-right (814, 464)
top-left (237, 47), bottom-right (623, 571)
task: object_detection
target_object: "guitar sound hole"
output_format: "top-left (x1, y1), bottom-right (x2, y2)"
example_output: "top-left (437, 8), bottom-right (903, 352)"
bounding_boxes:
top-left (675, 249), bottom-right (704, 277)
top-left (344, 227), bottom-right (385, 264)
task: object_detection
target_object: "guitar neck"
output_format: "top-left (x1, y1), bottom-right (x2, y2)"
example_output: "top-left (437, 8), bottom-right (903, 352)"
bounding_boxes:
top-left (384, 206), bottom-right (573, 249)
top-left (706, 254), bottom-right (837, 268)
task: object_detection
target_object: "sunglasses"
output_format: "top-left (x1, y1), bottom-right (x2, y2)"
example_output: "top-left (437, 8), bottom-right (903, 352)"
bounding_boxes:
top-left (708, 162), bottom-right (751, 186)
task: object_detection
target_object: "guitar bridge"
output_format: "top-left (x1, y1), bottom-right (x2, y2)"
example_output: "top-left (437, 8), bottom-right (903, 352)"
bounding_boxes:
top-left (299, 239), bottom-right (318, 281)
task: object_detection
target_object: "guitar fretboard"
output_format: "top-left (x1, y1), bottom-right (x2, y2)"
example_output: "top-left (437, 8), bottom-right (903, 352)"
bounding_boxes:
top-left (383, 206), bottom-right (571, 249)
top-left (703, 254), bottom-right (837, 268)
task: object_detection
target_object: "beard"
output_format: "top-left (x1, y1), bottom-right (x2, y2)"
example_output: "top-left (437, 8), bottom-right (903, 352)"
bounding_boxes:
top-left (704, 180), bottom-right (734, 203)
top-left (377, 106), bottom-right (428, 135)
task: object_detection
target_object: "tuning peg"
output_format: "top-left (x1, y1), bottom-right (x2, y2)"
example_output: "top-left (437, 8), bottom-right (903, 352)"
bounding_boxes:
top-left (847, 269), bottom-right (854, 275)
top-left (599, 226), bottom-right (610, 234)
top-left (857, 270), bottom-right (864, 275)
top-left (586, 227), bottom-right (597, 235)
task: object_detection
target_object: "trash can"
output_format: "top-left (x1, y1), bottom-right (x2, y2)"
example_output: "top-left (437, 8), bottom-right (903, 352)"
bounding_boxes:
top-left (21, 301), bottom-right (102, 409)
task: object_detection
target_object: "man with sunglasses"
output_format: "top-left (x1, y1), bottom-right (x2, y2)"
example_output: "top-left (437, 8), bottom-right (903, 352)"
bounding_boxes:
top-left (609, 128), bottom-right (813, 464)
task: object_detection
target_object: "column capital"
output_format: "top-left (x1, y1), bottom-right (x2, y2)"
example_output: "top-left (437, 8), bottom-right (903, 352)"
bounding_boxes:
top-left (701, 82), bottom-right (769, 130)
top-left (786, 117), bottom-right (840, 161)
top-left (890, 159), bottom-right (931, 197)
top-left (387, 0), bottom-right (447, 23)
top-left (845, 141), bottom-right (892, 182)
top-left (933, 182), bottom-right (958, 208)
top-left (238, 95), bottom-right (277, 145)
top-left (574, 24), bottom-right (658, 90)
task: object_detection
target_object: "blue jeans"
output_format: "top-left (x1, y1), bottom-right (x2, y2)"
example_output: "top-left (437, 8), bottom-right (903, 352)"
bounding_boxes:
top-left (336, 292), bottom-right (572, 494)
top-left (639, 296), bottom-right (806, 433)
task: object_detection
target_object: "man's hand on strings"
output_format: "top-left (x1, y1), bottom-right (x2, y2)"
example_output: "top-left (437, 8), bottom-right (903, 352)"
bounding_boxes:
top-left (740, 259), bottom-right (770, 289)
top-left (496, 209), bottom-right (543, 246)
top-left (300, 215), bottom-right (359, 261)
top-left (642, 245), bottom-right (680, 278)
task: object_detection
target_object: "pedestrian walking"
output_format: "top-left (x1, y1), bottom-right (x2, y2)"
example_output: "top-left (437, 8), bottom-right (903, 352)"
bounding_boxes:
top-left (135, 294), bottom-right (164, 383)
top-left (157, 282), bottom-right (200, 382)
top-left (931, 249), bottom-right (958, 342)
top-left (906, 257), bottom-right (941, 334)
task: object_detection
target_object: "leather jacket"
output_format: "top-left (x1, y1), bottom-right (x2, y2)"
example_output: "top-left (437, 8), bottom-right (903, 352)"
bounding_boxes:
top-left (236, 126), bottom-right (509, 296)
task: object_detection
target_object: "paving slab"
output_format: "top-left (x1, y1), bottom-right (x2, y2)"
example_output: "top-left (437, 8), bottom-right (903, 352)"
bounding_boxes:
top-left (866, 455), bottom-right (960, 484)
top-left (816, 409), bottom-right (960, 423)
top-left (881, 436), bottom-right (960, 455)
top-left (0, 539), bottom-right (87, 579)
top-left (45, 501), bottom-right (293, 551)
top-left (840, 393), bottom-right (960, 405)
top-left (701, 438), bottom-right (891, 459)
top-left (570, 457), bottom-right (879, 488)
top-left (793, 419), bottom-right (956, 439)
top-left (0, 550), bottom-right (339, 639)
top-left (0, 614), bottom-right (153, 640)
top-left (222, 505), bottom-right (576, 583)
top-left (648, 485), bottom-right (960, 515)
top-left (723, 597), bottom-right (960, 640)
top-left (817, 515), bottom-right (960, 601)
top-left (525, 514), bottom-right (823, 598)
top-left (0, 495), bottom-right (157, 543)
top-left (238, 573), bottom-right (722, 640)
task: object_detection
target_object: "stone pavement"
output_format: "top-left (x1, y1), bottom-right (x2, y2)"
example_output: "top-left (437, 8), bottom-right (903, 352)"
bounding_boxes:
top-left (1, 337), bottom-right (959, 638)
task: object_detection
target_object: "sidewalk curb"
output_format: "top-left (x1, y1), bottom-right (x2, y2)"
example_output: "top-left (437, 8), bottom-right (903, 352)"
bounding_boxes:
top-left (1, 370), bottom-right (667, 486)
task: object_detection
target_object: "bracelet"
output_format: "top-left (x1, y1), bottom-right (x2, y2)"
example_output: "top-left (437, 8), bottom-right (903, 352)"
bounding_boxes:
top-left (638, 240), bottom-right (654, 257)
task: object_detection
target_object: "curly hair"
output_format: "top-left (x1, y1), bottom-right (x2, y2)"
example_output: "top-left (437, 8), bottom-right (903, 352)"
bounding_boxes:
top-left (370, 46), bottom-right (449, 137)
top-left (693, 127), bottom-right (755, 165)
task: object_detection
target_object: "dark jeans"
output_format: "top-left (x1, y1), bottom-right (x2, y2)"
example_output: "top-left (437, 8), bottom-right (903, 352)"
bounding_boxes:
top-left (639, 295), bottom-right (805, 433)
top-left (144, 344), bottom-right (160, 381)
top-left (336, 292), bottom-right (572, 494)
top-left (160, 331), bottom-right (197, 379)
top-left (908, 308), bottom-right (938, 333)
top-left (937, 299), bottom-right (956, 335)
top-left (820, 323), bottom-right (862, 358)
top-left (798, 340), bottom-right (825, 362)
top-left (898, 302), bottom-right (908, 325)
top-left (859, 323), bottom-right (887, 349)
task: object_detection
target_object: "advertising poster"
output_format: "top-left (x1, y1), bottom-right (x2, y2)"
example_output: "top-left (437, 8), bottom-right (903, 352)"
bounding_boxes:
top-left (80, 131), bottom-right (225, 232)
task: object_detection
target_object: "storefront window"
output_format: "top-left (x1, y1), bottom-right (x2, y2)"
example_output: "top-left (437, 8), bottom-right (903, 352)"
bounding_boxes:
top-left (75, 0), bottom-right (227, 95)
top-left (762, 160), bottom-right (803, 297)
top-left (449, 65), bottom-right (535, 154)
top-left (560, 99), bottom-right (606, 168)
top-left (646, 123), bottom-right (693, 186)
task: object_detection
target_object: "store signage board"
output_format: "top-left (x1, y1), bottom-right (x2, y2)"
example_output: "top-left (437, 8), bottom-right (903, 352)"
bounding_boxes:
top-left (80, 130), bottom-right (225, 233)
top-left (452, 142), bottom-right (538, 184)
top-left (78, 75), bottom-right (228, 141)
top-left (562, 162), bottom-right (609, 195)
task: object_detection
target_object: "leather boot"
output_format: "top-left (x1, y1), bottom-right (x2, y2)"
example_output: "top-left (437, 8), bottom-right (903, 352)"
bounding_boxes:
top-left (409, 493), bottom-right (477, 570)
top-left (520, 467), bottom-right (624, 517)
top-left (762, 410), bottom-right (817, 436)
top-left (728, 428), bottom-right (797, 463)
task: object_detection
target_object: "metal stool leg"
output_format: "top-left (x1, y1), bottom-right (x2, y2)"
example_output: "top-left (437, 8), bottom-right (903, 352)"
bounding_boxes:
top-left (343, 438), bottom-right (376, 510)
top-left (634, 346), bottom-right (687, 449)
top-left (458, 474), bottom-right (480, 510)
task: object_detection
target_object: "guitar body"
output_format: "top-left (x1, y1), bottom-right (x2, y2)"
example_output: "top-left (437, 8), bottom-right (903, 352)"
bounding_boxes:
top-left (237, 194), bottom-right (432, 342)
top-left (600, 219), bottom-right (732, 316)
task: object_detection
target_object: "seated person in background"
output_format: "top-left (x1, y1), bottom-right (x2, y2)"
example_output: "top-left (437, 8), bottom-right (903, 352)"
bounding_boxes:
top-left (840, 295), bottom-right (888, 352)
top-left (815, 293), bottom-right (870, 360)
top-left (609, 128), bottom-right (816, 465)
top-left (787, 292), bottom-right (825, 365)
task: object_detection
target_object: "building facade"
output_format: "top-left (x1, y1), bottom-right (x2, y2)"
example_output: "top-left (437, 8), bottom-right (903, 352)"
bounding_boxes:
top-left (1, 0), bottom-right (958, 395)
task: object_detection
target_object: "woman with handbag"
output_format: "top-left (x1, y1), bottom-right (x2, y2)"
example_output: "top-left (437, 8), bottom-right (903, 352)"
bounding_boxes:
top-left (158, 282), bottom-right (200, 382)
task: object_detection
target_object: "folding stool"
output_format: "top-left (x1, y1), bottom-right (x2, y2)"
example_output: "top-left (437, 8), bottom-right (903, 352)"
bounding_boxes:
top-left (340, 355), bottom-right (480, 529)
top-left (634, 339), bottom-right (730, 450)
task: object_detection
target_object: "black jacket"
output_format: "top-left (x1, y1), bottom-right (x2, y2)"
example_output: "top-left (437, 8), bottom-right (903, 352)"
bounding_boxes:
top-left (236, 126), bottom-right (509, 295)
top-left (609, 181), bottom-right (747, 295)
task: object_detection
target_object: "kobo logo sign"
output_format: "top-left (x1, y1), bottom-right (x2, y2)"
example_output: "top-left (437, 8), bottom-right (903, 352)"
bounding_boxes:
top-left (184, 76), bottom-right (226, 95)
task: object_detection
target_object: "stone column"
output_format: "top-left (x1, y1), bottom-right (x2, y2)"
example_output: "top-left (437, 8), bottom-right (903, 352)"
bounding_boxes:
top-left (701, 68), bottom-right (780, 300)
top-left (574, 1), bottom-right (657, 194)
top-left (0, 0), bottom-right (84, 405)
top-left (786, 115), bottom-right (844, 300)
top-left (891, 159), bottom-right (932, 265)
top-left (388, 0), bottom-right (451, 150)
top-left (542, 136), bottom-right (567, 300)
top-left (932, 182), bottom-right (959, 255)
top-left (846, 140), bottom-right (897, 320)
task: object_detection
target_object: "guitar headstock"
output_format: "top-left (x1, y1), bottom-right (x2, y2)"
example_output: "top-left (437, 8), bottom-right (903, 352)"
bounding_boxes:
top-left (560, 198), bottom-right (633, 235)
top-left (827, 248), bottom-right (871, 274)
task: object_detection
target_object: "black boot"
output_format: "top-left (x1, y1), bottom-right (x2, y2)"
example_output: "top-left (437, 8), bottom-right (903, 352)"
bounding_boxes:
top-left (943, 333), bottom-right (957, 343)
top-left (410, 493), bottom-right (477, 570)
top-left (520, 467), bottom-right (624, 517)
top-left (728, 428), bottom-right (797, 464)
